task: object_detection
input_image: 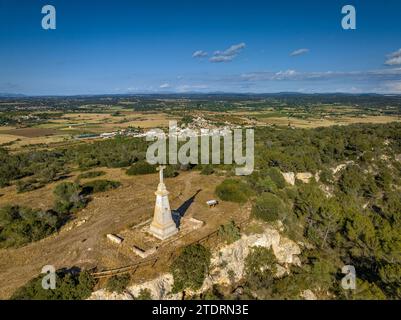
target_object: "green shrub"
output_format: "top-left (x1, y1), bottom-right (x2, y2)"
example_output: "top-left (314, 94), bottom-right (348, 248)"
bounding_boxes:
top-left (218, 220), bottom-right (241, 244)
top-left (82, 179), bottom-right (121, 194)
top-left (215, 179), bottom-right (252, 203)
top-left (10, 270), bottom-right (96, 300)
top-left (37, 163), bottom-right (65, 183)
top-left (77, 171), bottom-right (106, 179)
top-left (255, 176), bottom-right (278, 193)
top-left (245, 247), bottom-right (277, 281)
top-left (135, 288), bottom-right (152, 300)
top-left (343, 279), bottom-right (386, 300)
top-left (106, 274), bottom-right (130, 294)
top-left (284, 187), bottom-right (298, 201)
top-left (266, 168), bottom-right (286, 189)
top-left (171, 244), bottom-right (211, 292)
top-left (16, 178), bottom-right (43, 193)
top-left (54, 182), bottom-right (81, 203)
top-left (164, 165), bottom-right (179, 178)
top-left (126, 161), bottom-right (155, 175)
top-left (53, 182), bottom-right (86, 214)
top-left (0, 205), bottom-right (60, 248)
top-left (319, 168), bottom-right (334, 185)
top-left (201, 165), bottom-right (215, 175)
top-left (338, 165), bottom-right (363, 194)
top-left (294, 183), bottom-right (325, 218)
top-left (252, 193), bottom-right (287, 222)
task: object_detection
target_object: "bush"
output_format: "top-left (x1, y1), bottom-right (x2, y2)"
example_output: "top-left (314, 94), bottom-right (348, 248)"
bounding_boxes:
top-left (164, 165), bottom-right (179, 178)
top-left (338, 165), bottom-right (363, 194)
top-left (82, 180), bottom-right (121, 194)
top-left (266, 168), bottom-right (286, 189)
top-left (252, 193), bottom-right (287, 222)
top-left (343, 279), bottom-right (386, 300)
top-left (255, 176), bottom-right (278, 193)
top-left (218, 220), bottom-right (241, 244)
top-left (37, 163), bottom-right (65, 183)
top-left (135, 288), bottom-right (152, 300)
top-left (215, 179), bottom-right (252, 203)
top-left (16, 178), bottom-right (43, 193)
top-left (171, 244), bottom-right (211, 292)
top-left (53, 182), bottom-right (86, 214)
top-left (294, 183), bottom-right (325, 218)
top-left (54, 182), bottom-right (81, 203)
top-left (200, 165), bottom-right (215, 175)
top-left (319, 168), bottom-right (333, 185)
top-left (106, 274), bottom-right (130, 294)
top-left (77, 171), bottom-right (106, 179)
top-left (126, 161), bottom-right (155, 175)
top-left (245, 247), bottom-right (277, 281)
top-left (10, 270), bottom-right (96, 300)
top-left (0, 205), bottom-right (61, 248)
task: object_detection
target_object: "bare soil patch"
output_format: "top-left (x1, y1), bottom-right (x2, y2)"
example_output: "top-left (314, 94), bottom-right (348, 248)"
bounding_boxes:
top-left (0, 128), bottom-right (62, 137)
top-left (0, 170), bottom-right (246, 299)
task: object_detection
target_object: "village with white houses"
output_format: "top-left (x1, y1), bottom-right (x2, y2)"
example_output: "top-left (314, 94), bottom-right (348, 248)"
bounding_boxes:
top-left (74, 116), bottom-right (243, 141)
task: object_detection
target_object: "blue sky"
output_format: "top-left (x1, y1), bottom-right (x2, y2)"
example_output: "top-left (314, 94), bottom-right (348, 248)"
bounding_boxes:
top-left (1, 0), bottom-right (401, 95)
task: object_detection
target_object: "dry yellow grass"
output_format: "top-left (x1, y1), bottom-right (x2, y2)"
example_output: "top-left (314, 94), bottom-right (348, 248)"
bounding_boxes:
top-left (0, 169), bottom-right (247, 299)
top-left (0, 111), bottom-right (179, 151)
top-left (45, 111), bottom-right (177, 131)
top-left (0, 126), bottom-right (19, 131)
top-left (0, 132), bottom-right (71, 149)
top-left (252, 115), bottom-right (401, 128)
top-left (0, 134), bottom-right (25, 144)
top-left (7, 135), bottom-right (71, 150)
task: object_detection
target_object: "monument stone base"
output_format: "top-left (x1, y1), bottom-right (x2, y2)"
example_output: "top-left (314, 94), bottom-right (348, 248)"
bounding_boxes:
top-left (149, 221), bottom-right (178, 240)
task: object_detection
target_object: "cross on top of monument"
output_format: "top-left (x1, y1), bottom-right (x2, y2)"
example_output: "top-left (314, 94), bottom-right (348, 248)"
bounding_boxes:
top-left (157, 165), bottom-right (166, 184)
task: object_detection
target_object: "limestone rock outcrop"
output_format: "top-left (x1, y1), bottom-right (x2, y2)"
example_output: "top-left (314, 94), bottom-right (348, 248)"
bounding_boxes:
top-left (89, 225), bottom-right (301, 300)
top-left (282, 172), bottom-right (295, 186)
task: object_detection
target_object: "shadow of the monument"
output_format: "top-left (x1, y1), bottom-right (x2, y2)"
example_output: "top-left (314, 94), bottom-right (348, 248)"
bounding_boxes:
top-left (172, 189), bottom-right (201, 228)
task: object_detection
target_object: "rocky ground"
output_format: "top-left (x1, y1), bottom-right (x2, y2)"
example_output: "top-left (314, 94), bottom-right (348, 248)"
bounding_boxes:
top-left (89, 222), bottom-right (307, 300)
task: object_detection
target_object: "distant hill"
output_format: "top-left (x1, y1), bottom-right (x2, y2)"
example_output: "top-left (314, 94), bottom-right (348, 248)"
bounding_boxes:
top-left (0, 93), bottom-right (26, 98)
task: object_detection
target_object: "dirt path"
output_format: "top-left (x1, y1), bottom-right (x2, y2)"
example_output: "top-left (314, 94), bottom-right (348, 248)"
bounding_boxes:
top-left (0, 170), bottom-right (243, 299)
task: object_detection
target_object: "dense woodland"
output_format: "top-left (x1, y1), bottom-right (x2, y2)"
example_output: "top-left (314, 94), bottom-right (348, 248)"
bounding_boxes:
top-left (210, 122), bottom-right (401, 300)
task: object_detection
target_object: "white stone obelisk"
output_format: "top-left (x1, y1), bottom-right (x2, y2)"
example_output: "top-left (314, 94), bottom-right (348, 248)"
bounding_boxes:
top-left (149, 165), bottom-right (178, 240)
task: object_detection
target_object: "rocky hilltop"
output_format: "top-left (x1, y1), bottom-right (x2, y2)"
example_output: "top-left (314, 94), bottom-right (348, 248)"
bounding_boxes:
top-left (89, 224), bottom-right (304, 300)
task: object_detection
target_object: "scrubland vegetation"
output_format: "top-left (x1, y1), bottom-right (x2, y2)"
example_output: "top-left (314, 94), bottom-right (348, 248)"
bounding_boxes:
top-left (212, 122), bottom-right (401, 300)
top-left (10, 269), bottom-right (95, 300)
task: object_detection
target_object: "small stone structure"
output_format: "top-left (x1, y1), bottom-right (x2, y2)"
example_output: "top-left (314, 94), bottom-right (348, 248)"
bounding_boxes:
top-left (131, 245), bottom-right (157, 258)
top-left (107, 234), bottom-right (123, 245)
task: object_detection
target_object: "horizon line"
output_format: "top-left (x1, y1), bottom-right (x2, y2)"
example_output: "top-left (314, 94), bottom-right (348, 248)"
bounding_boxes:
top-left (2, 91), bottom-right (401, 98)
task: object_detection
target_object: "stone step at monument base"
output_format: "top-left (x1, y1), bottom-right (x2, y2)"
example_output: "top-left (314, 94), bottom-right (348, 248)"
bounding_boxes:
top-left (149, 221), bottom-right (178, 240)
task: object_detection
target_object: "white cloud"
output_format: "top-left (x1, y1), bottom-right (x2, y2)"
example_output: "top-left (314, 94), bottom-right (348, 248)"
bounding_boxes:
top-left (273, 70), bottom-right (298, 80)
top-left (159, 83), bottom-right (170, 89)
top-left (192, 50), bottom-right (208, 58)
top-left (381, 81), bottom-right (401, 93)
top-left (239, 68), bottom-right (401, 82)
top-left (209, 55), bottom-right (235, 63)
top-left (210, 42), bottom-right (246, 63)
top-left (385, 48), bottom-right (401, 65)
top-left (176, 84), bottom-right (208, 92)
top-left (214, 43), bottom-right (246, 56)
top-left (290, 48), bottom-right (310, 56)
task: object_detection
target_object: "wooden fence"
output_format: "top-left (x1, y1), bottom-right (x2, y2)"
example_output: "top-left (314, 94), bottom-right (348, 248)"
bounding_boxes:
top-left (91, 218), bottom-right (250, 279)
